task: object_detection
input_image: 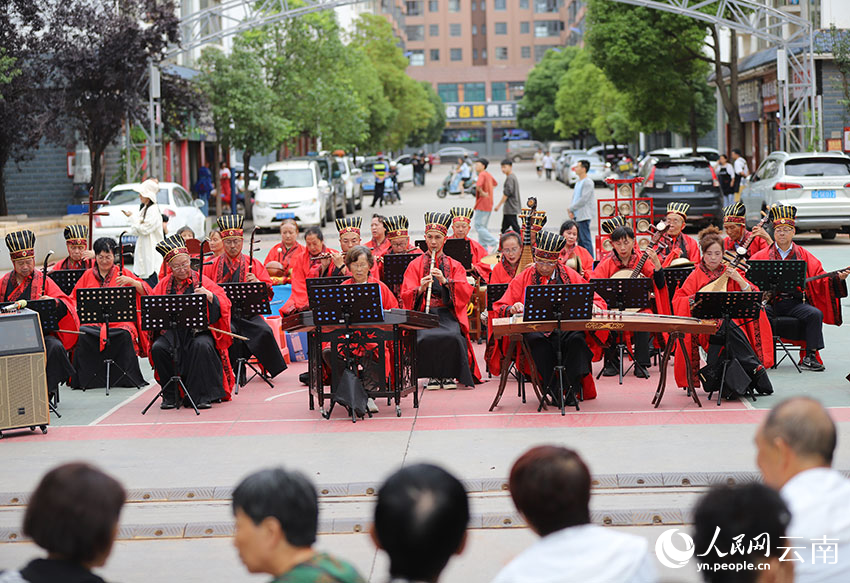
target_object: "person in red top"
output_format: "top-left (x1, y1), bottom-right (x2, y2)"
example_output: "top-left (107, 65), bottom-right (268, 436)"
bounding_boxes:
top-left (219, 162), bottom-right (232, 207)
top-left (472, 158), bottom-right (499, 251)
top-left (150, 234), bottom-right (234, 409)
top-left (658, 202), bottom-right (701, 266)
top-left (365, 214), bottom-right (391, 259)
top-left (672, 226), bottom-right (773, 397)
top-left (204, 214), bottom-right (287, 385)
top-left (264, 219), bottom-right (304, 285)
top-left (69, 237), bottom-right (151, 390)
top-left (750, 204), bottom-right (849, 370)
top-left (450, 206), bottom-right (492, 280)
top-left (326, 216), bottom-right (363, 278)
top-left (401, 212), bottom-right (480, 390)
top-left (722, 201), bottom-right (771, 259)
top-left (52, 225), bottom-right (94, 271)
top-left (2, 229), bottom-right (78, 404)
top-left (485, 231), bottom-right (522, 375)
top-left (280, 227), bottom-right (341, 315)
top-left (375, 215), bottom-right (422, 294)
top-left (493, 230), bottom-right (606, 407)
top-left (557, 219), bottom-right (593, 280)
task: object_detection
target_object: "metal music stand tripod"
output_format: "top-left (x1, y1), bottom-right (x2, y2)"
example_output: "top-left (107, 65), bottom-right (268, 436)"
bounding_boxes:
top-left (139, 294), bottom-right (208, 416)
top-left (220, 281), bottom-right (272, 392)
top-left (523, 283), bottom-right (594, 415)
top-left (48, 269), bottom-right (86, 296)
top-left (76, 287), bottom-right (143, 396)
top-left (591, 278), bottom-right (653, 383)
top-left (692, 291), bottom-right (762, 406)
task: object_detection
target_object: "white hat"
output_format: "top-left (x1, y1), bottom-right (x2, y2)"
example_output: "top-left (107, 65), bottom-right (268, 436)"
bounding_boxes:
top-left (133, 178), bottom-right (159, 201)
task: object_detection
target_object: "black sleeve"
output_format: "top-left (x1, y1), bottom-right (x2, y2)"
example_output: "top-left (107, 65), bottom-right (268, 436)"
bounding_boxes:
top-left (208, 294), bottom-right (222, 324)
top-left (652, 269), bottom-right (666, 289)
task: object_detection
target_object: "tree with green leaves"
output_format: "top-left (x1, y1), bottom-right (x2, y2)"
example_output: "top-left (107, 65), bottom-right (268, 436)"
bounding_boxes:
top-left (406, 82), bottom-right (447, 147)
top-left (518, 47), bottom-right (580, 141)
top-left (829, 25), bottom-right (850, 124)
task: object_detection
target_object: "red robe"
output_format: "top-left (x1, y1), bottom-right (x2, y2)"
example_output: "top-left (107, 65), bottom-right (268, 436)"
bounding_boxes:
top-left (591, 249), bottom-right (670, 315)
top-left (493, 263), bottom-right (607, 400)
top-left (0, 270), bottom-right (80, 350)
top-left (338, 276), bottom-right (400, 381)
top-left (724, 231), bottom-right (769, 258)
top-left (485, 258), bottom-right (520, 375)
top-left (451, 235), bottom-right (492, 279)
top-left (150, 273), bottom-right (235, 399)
top-left (264, 242), bottom-right (305, 285)
top-left (401, 252), bottom-right (481, 382)
top-left (659, 232), bottom-right (701, 265)
top-left (365, 238), bottom-right (391, 259)
top-left (51, 257), bottom-right (93, 271)
top-left (672, 264), bottom-right (774, 389)
top-left (204, 253), bottom-right (274, 299)
top-left (280, 246), bottom-right (342, 314)
top-left (559, 245), bottom-right (594, 280)
top-left (71, 265), bottom-right (152, 355)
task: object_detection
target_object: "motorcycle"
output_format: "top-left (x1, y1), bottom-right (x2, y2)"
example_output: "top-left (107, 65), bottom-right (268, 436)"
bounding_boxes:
top-left (436, 171), bottom-right (477, 198)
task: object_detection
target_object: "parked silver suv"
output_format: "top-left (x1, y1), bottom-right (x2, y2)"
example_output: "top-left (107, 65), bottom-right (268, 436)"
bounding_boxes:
top-left (740, 151), bottom-right (850, 239)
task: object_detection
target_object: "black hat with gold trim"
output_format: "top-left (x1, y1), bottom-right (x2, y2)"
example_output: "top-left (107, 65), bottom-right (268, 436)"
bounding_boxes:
top-left (769, 204), bottom-right (796, 227)
top-left (335, 216), bottom-right (362, 236)
top-left (5, 229), bottom-right (36, 262)
top-left (722, 201), bottom-right (746, 224)
top-left (216, 214), bottom-right (244, 239)
top-left (424, 212), bottom-right (452, 236)
top-left (534, 230), bottom-right (566, 263)
top-left (666, 202), bottom-right (690, 219)
top-left (601, 215), bottom-right (628, 235)
top-left (531, 214), bottom-right (548, 233)
top-left (155, 234), bottom-right (189, 264)
top-left (384, 215), bottom-right (409, 240)
top-left (450, 207), bottom-right (474, 224)
top-left (63, 224), bottom-right (88, 246)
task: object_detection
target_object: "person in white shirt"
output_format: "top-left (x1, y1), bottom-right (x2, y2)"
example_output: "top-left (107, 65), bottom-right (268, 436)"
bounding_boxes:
top-left (491, 446), bottom-right (656, 583)
top-left (533, 148), bottom-right (544, 180)
top-left (755, 397), bottom-right (850, 583)
top-left (715, 154), bottom-right (736, 206)
top-left (542, 152), bottom-right (555, 181)
top-left (731, 148), bottom-right (750, 199)
top-left (122, 178), bottom-right (164, 286)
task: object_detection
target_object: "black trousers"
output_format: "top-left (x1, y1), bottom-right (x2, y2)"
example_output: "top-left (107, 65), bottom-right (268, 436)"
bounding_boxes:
top-left (45, 335), bottom-right (74, 397)
top-left (150, 331), bottom-right (226, 404)
top-left (525, 330), bottom-right (591, 398)
top-left (766, 299), bottom-right (824, 352)
top-left (229, 315), bottom-right (287, 383)
top-left (606, 331), bottom-right (651, 366)
top-left (71, 327), bottom-right (145, 389)
top-left (501, 214), bottom-right (520, 234)
top-left (371, 182), bottom-right (385, 207)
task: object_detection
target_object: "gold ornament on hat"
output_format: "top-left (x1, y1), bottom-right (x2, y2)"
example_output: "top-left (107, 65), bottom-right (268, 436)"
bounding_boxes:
top-left (450, 207), bottom-right (474, 224)
top-left (384, 215), bottom-right (409, 240)
top-left (155, 234), bottom-right (189, 263)
top-left (335, 216), bottom-right (362, 236)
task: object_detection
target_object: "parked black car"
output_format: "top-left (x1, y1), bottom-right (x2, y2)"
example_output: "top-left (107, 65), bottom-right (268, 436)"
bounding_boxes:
top-left (289, 156), bottom-right (346, 221)
top-left (637, 157), bottom-right (723, 225)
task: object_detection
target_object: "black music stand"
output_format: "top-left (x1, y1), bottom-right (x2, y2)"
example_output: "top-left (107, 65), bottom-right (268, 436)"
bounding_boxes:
top-left (416, 239), bottom-right (473, 270)
top-left (692, 291), bottom-right (762, 406)
top-left (139, 294), bottom-right (208, 415)
top-left (308, 283), bottom-right (384, 422)
top-left (663, 267), bottom-right (694, 307)
top-left (382, 253), bottom-right (419, 290)
top-left (76, 287), bottom-right (143, 396)
top-left (48, 269), bottom-right (86, 295)
top-left (220, 282), bottom-right (273, 392)
top-left (746, 260), bottom-right (806, 298)
top-left (592, 278), bottom-right (653, 383)
top-left (306, 276), bottom-right (349, 296)
top-left (523, 283), bottom-right (594, 415)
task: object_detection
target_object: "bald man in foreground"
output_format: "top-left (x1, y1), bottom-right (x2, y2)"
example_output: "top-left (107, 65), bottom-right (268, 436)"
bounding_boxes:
top-left (755, 397), bottom-right (850, 583)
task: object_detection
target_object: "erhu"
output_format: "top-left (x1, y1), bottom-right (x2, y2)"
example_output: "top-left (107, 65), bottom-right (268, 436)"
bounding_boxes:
top-left (42, 250), bottom-right (54, 296)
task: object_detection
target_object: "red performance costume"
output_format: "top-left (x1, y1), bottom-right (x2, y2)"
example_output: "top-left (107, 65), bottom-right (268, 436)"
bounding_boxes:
top-left (264, 241), bottom-right (305, 285)
top-left (721, 201), bottom-right (770, 258)
top-left (658, 202), bottom-right (701, 265)
top-left (365, 237), bottom-right (391, 259)
top-left (485, 253), bottom-right (521, 376)
top-left (559, 244), bottom-right (593, 280)
top-left (52, 224), bottom-right (94, 271)
top-left (450, 207), bottom-right (492, 279)
top-left (376, 215), bottom-right (423, 290)
top-left (280, 243), bottom-right (342, 314)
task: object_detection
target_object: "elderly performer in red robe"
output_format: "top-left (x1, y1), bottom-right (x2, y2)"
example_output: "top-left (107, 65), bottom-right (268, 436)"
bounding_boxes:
top-left (494, 230), bottom-right (606, 406)
top-left (150, 235), bottom-right (234, 409)
top-left (721, 201), bottom-right (771, 259)
top-left (2, 229), bottom-right (78, 402)
top-left (264, 219), bottom-right (304, 285)
top-left (658, 202), bottom-right (701, 266)
top-left (365, 214), bottom-right (391, 258)
top-left (69, 237), bottom-right (151, 390)
top-left (375, 215), bottom-right (422, 293)
top-left (673, 226), bottom-right (774, 398)
top-left (558, 219), bottom-right (593, 280)
top-left (750, 204), bottom-right (849, 371)
top-left (204, 214), bottom-right (287, 385)
top-left (590, 216), bottom-right (666, 379)
top-left (52, 224), bottom-right (95, 271)
top-left (449, 206), bottom-right (492, 280)
top-left (280, 227), bottom-right (342, 315)
top-left (401, 212), bottom-right (480, 390)
top-left (485, 230), bottom-right (522, 375)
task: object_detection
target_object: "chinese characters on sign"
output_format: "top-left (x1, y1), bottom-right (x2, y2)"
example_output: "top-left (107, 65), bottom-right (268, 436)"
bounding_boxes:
top-left (444, 102), bottom-right (517, 122)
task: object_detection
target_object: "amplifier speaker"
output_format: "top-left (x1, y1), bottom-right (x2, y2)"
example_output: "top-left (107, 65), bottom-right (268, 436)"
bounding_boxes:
top-left (0, 310), bottom-right (50, 435)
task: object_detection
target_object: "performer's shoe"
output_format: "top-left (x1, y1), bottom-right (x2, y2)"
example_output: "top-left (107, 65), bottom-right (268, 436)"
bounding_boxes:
top-left (298, 371), bottom-right (310, 385)
top-left (160, 398), bottom-right (177, 410)
top-left (800, 355), bottom-right (825, 372)
top-left (367, 398), bottom-right (379, 413)
top-left (634, 365), bottom-right (650, 379)
top-left (197, 401), bottom-right (212, 410)
top-left (426, 378), bottom-right (442, 390)
top-left (441, 378), bottom-right (458, 390)
top-left (602, 360), bottom-right (619, 377)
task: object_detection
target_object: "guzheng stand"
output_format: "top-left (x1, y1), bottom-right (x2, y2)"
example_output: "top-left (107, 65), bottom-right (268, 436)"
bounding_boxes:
top-left (48, 269), bottom-right (86, 296)
top-left (486, 283), bottom-right (524, 396)
top-left (140, 294), bottom-right (208, 416)
top-left (591, 278), bottom-right (653, 384)
top-left (220, 281), bottom-right (273, 392)
top-left (691, 291), bottom-right (763, 406)
top-left (76, 287), bottom-right (143, 396)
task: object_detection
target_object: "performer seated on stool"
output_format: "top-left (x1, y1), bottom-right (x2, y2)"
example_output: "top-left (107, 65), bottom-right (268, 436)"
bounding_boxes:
top-left (485, 230), bottom-right (522, 376)
top-left (366, 214), bottom-right (391, 258)
top-left (750, 204), bottom-right (849, 371)
top-left (52, 224), bottom-right (94, 271)
top-left (2, 230), bottom-right (78, 402)
top-left (204, 214), bottom-right (287, 384)
top-left (722, 201), bottom-right (771, 258)
top-left (659, 202), bottom-right (701, 265)
top-left (673, 226), bottom-right (774, 397)
top-left (69, 237), bottom-right (150, 390)
top-left (281, 227), bottom-right (342, 315)
top-left (376, 215), bottom-right (422, 290)
top-left (590, 216), bottom-right (665, 379)
top-left (263, 219), bottom-right (304, 285)
top-left (450, 207), bottom-right (492, 280)
top-left (150, 235), bottom-right (234, 409)
top-left (401, 212), bottom-right (480, 390)
top-left (493, 230), bottom-right (606, 405)
top-left (558, 219), bottom-right (593, 280)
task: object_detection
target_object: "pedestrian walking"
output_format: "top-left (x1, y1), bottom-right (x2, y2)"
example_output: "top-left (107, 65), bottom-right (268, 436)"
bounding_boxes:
top-left (731, 148), bottom-right (750, 202)
top-left (715, 154), bottom-right (735, 206)
top-left (219, 162), bottom-right (231, 210)
top-left (194, 162), bottom-right (213, 216)
top-left (543, 151), bottom-right (554, 181)
top-left (533, 148), bottom-right (544, 180)
top-left (569, 160), bottom-right (595, 258)
top-left (495, 159), bottom-right (521, 234)
top-left (472, 158), bottom-right (499, 251)
top-left (371, 156), bottom-right (388, 208)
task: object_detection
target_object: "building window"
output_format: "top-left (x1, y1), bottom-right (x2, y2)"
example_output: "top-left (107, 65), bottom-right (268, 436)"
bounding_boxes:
top-left (429, 23), bottom-right (439, 36)
top-left (405, 25), bottom-right (425, 41)
top-left (429, 0), bottom-right (439, 10)
top-left (430, 48), bottom-right (440, 61)
top-left (521, 45), bottom-right (531, 58)
top-left (520, 21), bottom-right (530, 33)
top-left (472, 24), bottom-right (477, 35)
top-left (534, 44), bottom-right (558, 61)
top-left (495, 46), bottom-right (508, 60)
top-left (409, 50), bottom-right (425, 66)
top-left (464, 83), bottom-right (486, 101)
top-left (520, 0), bottom-right (529, 7)
top-left (406, 1), bottom-right (423, 15)
top-left (492, 82), bottom-right (507, 101)
top-left (495, 22), bottom-right (507, 34)
top-left (438, 83), bottom-right (458, 102)
top-left (473, 48), bottom-right (478, 60)
top-left (450, 23), bottom-right (462, 36)
top-left (494, 0), bottom-right (506, 9)
top-left (450, 48), bottom-right (463, 61)
top-left (508, 81), bottom-right (525, 99)
top-left (448, 0), bottom-right (460, 11)
top-left (534, 0), bottom-right (561, 12)
top-left (480, 23), bottom-right (486, 34)
top-left (481, 0), bottom-right (486, 9)
top-left (534, 20), bottom-right (563, 37)
top-left (482, 48), bottom-right (487, 60)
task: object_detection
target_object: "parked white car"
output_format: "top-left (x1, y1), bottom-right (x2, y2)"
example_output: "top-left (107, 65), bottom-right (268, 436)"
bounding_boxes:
top-left (253, 160), bottom-right (330, 229)
top-left (391, 155), bottom-right (415, 184)
top-left (335, 155), bottom-right (364, 213)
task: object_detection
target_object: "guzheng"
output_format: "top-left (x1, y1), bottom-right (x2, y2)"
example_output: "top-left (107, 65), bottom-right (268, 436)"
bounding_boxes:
top-left (491, 311), bottom-right (718, 338)
top-left (281, 308), bottom-right (439, 333)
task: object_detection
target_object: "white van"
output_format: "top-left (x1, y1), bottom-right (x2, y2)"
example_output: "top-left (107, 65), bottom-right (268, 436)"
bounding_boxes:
top-left (253, 160), bottom-right (331, 228)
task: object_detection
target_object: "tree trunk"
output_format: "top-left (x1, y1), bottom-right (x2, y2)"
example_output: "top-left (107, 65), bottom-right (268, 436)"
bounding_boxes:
top-left (0, 164), bottom-right (8, 217)
top-left (88, 141), bottom-right (106, 199)
top-left (711, 26), bottom-right (744, 153)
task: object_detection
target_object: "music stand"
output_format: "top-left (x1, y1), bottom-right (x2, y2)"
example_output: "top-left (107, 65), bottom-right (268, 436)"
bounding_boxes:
top-left (382, 253), bottom-right (419, 290)
top-left (415, 239), bottom-right (473, 270)
top-left (487, 283), bottom-right (509, 311)
top-left (663, 267), bottom-right (694, 311)
top-left (48, 269), bottom-right (86, 295)
top-left (523, 284), bottom-right (594, 415)
top-left (76, 287), bottom-right (143, 396)
top-left (220, 282), bottom-right (273, 391)
top-left (139, 294), bottom-right (208, 415)
top-left (692, 291), bottom-right (762, 406)
top-left (746, 260), bottom-right (806, 298)
top-left (306, 276), bottom-right (348, 297)
top-left (591, 278), bottom-right (653, 383)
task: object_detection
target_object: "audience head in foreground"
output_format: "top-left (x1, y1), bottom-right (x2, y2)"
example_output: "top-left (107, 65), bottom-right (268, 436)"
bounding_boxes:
top-left (491, 445), bottom-right (656, 583)
top-left (693, 483), bottom-right (792, 583)
top-left (232, 467), bottom-right (365, 583)
top-left (372, 463), bottom-right (469, 583)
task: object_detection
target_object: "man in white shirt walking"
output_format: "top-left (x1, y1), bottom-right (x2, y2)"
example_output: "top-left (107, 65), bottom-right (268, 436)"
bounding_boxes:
top-left (533, 148), bottom-right (544, 180)
top-left (731, 148), bottom-right (750, 200)
top-left (542, 152), bottom-right (554, 181)
top-left (569, 160), bottom-right (596, 259)
top-left (755, 397), bottom-right (850, 583)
